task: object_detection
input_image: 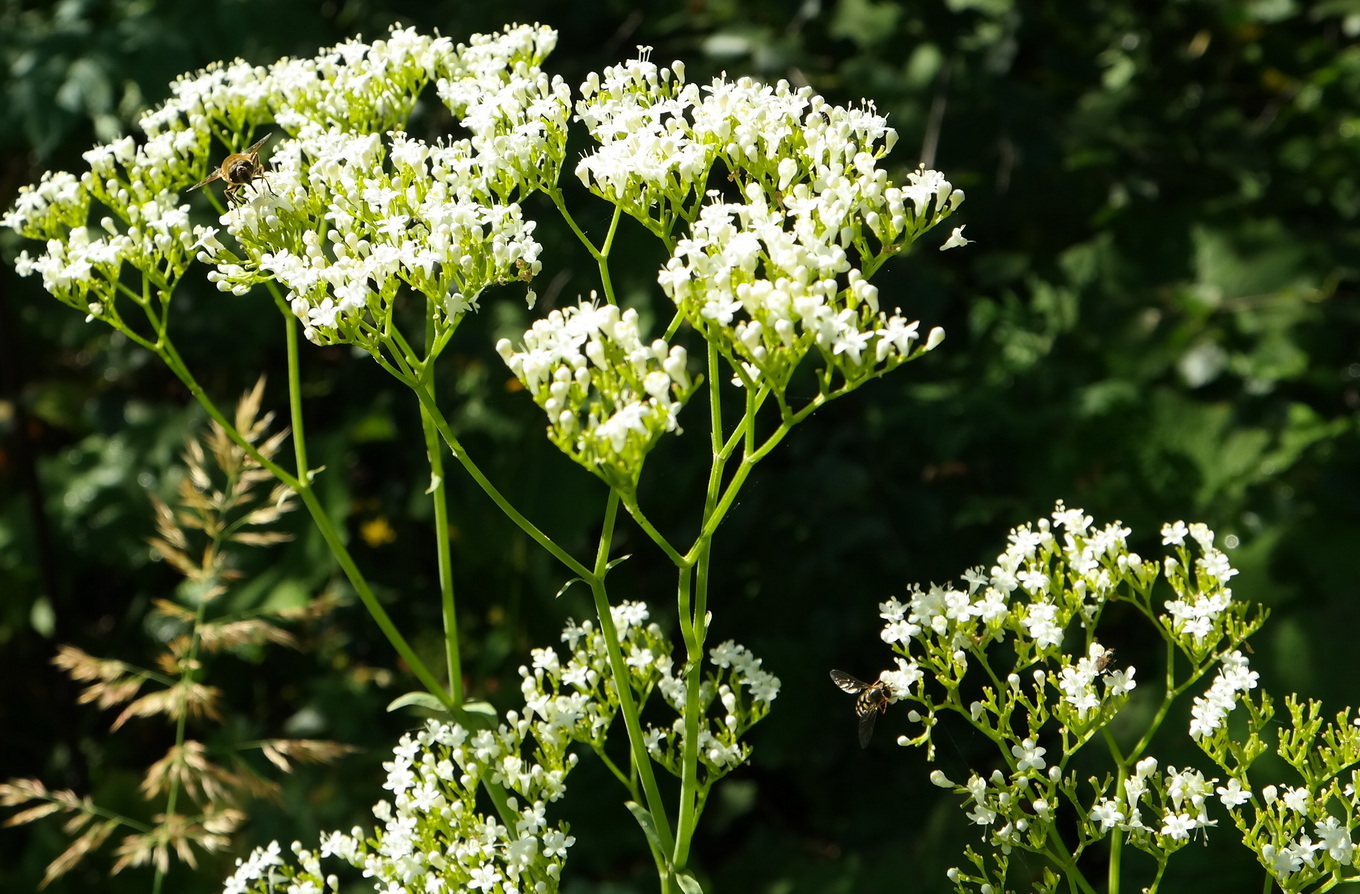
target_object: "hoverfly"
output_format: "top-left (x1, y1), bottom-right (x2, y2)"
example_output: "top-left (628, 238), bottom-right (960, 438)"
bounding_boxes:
top-left (830, 669), bottom-right (893, 748)
top-left (1094, 648), bottom-right (1115, 675)
top-left (188, 133), bottom-right (273, 206)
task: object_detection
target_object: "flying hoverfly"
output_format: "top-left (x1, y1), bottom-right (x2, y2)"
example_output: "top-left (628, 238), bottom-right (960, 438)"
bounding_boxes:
top-left (830, 669), bottom-right (893, 748)
top-left (188, 133), bottom-right (274, 206)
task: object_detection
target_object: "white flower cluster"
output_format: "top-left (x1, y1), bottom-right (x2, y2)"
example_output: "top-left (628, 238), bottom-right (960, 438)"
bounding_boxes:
top-left (220, 602), bottom-right (781, 894)
top-left (5, 24), bottom-right (561, 351)
top-left (876, 501), bottom-right (1190, 665)
top-left (870, 503), bottom-right (1273, 760)
top-left (644, 639), bottom-right (781, 777)
top-left (192, 25), bottom-right (562, 347)
top-left (1159, 519), bottom-right (1240, 651)
top-left (518, 600), bottom-right (673, 753)
top-left (6, 161), bottom-right (200, 319)
top-left (435, 26), bottom-right (572, 200)
top-left (224, 604), bottom-right (671, 894)
top-left (199, 128), bottom-right (544, 346)
top-left (1253, 784), bottom-right (1357, 879)
top-left (223, 716), bottom-right (579, 894)
top-left (497, 302), bottom-right (698, 491)
top-left (574, 50), bottom-right (941, 239)
top-left (1188, 649), bottom-right (1259, 739)
top-left (1057, 642), bottom-right (1136, 722)
top-left (575, 49), bottom-right (958, 395)
top-left (659, 184), bottom-right (947, 393)
top-left (1087, 758), bottom-right (1220, 844)
top-left (909, 506), bottom-right (1360, 894)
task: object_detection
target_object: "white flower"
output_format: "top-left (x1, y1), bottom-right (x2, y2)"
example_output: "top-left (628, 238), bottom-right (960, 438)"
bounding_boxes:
top-left (467, 862), bottom-right (502, 890)
top-left (1161, 520), bottom-right (1189, 545)
top-left (1281, 785), bottom-right (1312, 814)
top-left (939, 225), bottom-right (973, 250)
top-left (1261, 844), bottom-right (1294, 876)
top-left (1090, 798), bottom-right (1125, 832)
top-left (1216, 777), bottom-right (1252, 808)
top-left (1011, 737), bottom-right (1047, 773)
top-left (1159, 812), bottom-right (1195, 840)
top-left (541, 828), bottom-right (576, 858)
top-left (1316, 815), bottom-right (1355, 864)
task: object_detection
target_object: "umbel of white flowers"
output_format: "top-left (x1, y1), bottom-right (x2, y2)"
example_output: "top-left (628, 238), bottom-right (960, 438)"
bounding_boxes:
top-left (222, 602), bottom-right (779, 894)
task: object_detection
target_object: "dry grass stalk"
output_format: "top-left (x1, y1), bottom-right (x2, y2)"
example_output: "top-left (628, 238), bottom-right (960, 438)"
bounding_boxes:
top-left (2, 379), bottom-right (356, 887)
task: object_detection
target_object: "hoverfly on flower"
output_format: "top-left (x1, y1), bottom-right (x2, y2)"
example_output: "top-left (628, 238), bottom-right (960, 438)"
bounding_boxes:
top-left (188, 133), bottom-right (274, 206)
top-left (830, 669), bottom-right (893, 748)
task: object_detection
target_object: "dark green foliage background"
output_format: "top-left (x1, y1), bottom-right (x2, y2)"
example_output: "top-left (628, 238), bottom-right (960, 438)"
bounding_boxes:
top-left (1, 1), bottom-right (1357, 891)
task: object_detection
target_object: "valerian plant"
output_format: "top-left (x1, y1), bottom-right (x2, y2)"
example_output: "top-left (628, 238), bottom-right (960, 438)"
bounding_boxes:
top-left (852, 501), bottom-right (1360, 894)
top-left (4, 21), bottom-right (965, 894)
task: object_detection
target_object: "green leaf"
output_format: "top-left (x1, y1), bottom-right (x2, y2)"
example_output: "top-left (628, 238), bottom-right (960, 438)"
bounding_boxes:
top-left (624, 801), bottom-right (665, 855)
top-left (386, 691), bottom-right (447, 713)
top-left (458, 700), bottom-right (498, 719)
top-left (675, 869), bottom-right (706, 894)
top-left (385, 695), bottom-right (501, 733)
top-left (554, 577), bottom-right (584, 599)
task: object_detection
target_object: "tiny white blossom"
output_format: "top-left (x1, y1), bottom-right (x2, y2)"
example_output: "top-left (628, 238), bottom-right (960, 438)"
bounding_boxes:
top-left (939, 225), bottom-right (973, 250)
top-left (1011, 737), bottom-right (1046, 773)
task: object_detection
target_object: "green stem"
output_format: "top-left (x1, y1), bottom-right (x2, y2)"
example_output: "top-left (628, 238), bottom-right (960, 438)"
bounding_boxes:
top-left (1108, 826), bottom-right (1123, 894)
top-left (407, 377), bottom-right (592, 581)
top-left (418, 309), bottom-right (462, 704)
top-left (546, 188), bottom-right (601, 261)
top-left (1124, 638), bottom-right (1185, 761)
top-left (706, 340), bottom-right (725, 455)
top-left (587, 492), bottom-right (677, 859)
top-left (155, 318), bottom-right (454, 712)
top-left (279, 288), bottom-right (311, 495)
top-left (672, 544), bottom-right (710, 869)
top-left (596, 204), bottom-right (623, 305)
top-left (1040, 823), bottom-right (1097, 894)
top-left (590, 743), bottom-right (639, 795)
top-left (620, 493), bottom-right (687, 567)
top-left (546, 188), bottom-right (623, 305)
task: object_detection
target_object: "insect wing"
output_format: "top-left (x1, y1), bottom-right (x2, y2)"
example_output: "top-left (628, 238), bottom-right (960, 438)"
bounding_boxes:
top-left (187, 168), bottom-right (224, 192)
top-left (244, 133), bottom-right (271, 156)
top-left (830, 669), bottom-right (869, 694)
top-left (856, 702), bottom-right (879, 749)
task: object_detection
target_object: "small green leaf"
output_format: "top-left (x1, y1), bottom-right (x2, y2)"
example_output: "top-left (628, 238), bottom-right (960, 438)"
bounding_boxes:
top-left (386, 691), bottom-right (447, 713)
top-left (624, 801), bottom-right (664, 854)
top-left (675, 869), bottom-right (705, 894)
top-left (459, 700), bottom-right (498, 718)
top-left (385, 693), bottom-right (501, 730)
top-left (554, 578), bottom-right (584, 599)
